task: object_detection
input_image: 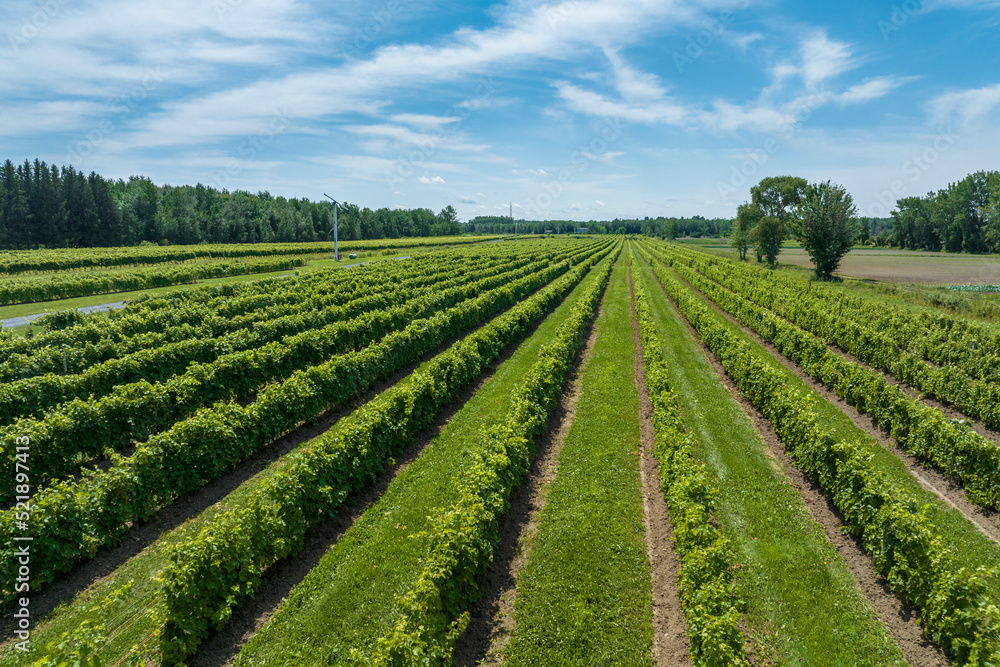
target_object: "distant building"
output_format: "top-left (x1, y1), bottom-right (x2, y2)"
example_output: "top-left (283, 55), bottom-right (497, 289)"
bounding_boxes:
top-left (544, 229), bottom-right (554, 234)
top-left (575, 227), bottom-right (588, 234)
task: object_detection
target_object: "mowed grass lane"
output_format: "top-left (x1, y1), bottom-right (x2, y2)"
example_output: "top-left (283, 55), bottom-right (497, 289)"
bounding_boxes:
top-left (635, 257), bottom-right (907, 666)
top-left (231, 258), bottom-right (612, 664)
top-left (653, 251), bottom-right (1000, 604)
top-left (0, 255), bottom-right (602, 666)
top-left (502, 260), bottom-right (654, 666)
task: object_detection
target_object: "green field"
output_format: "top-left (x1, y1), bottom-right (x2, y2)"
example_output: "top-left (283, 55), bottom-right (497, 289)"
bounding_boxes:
top-left (2, 237), bottom-right (999, 666)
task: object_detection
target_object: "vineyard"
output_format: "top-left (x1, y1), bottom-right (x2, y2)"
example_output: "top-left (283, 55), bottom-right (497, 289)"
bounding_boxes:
top-left (3, 237), bottom-right (1000, 666)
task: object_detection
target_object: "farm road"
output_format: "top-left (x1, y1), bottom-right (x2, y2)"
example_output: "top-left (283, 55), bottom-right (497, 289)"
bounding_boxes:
top-left (0, 300), bottom-right (126, 329)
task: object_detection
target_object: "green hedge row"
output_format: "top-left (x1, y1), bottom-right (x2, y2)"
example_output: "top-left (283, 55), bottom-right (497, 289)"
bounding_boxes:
top-left (0, 236), bottom-right (499, 275)
top-left (0, 249), bottom-right (520, 382)
top-left (0, 254), bottom-right (552, 427)
top-left (0, 245), bottom-right (612, 606)
top-left (667, 243), bottom-right (1000, 385)
top-left (156, 245), bottom-right (616, 664)
top-left (648, 250), bottom-right (1000, 664)
top-left (689, 257), bottom-right (1000, 430)
top-left (0, 257), bottom-right (562, 505)
top-left (666, 255), bottom-right (1000, 511)
top-left (0, 256), bottom-right (309, 306)
top-left (630, 250), bottom-right (749, 665)
top-left (1, 243), bottom-right (603, 382)
top-left (358, 247), bottom-right (618, 667)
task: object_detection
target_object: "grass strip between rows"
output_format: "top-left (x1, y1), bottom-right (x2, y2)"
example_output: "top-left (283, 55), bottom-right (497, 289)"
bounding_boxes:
top-left (1, 246), bottom-right (611, 607)
top-left (500, 255), bottom-right (651, 666)
top-left (155, 243), bottom-right (615, 664)
top-left (642, 246), bottom-right (1000, 665)
top-left (0, 255), bottom-right (561, 504)
top-left (665, 250), bottom-right (1000, 510)
top-left (357, 247), bottom-right (618, 666)
top-left (228, 252), bottom-right (608, 665)
top-left (630, 249), bottom-right (749, 665)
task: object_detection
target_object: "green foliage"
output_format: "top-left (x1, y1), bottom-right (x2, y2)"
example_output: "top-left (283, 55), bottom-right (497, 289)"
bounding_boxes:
top-left (157, 245), bottom-right (616, 664)
top-left (730, 203), bottom-right (758, 261)
top-left (794, 180), bottom-right (859, 279)
top-left (0, 254), bottom-right (558, 502)
top-left (0, 243), bottom-right (612, 607)
top-left (677, 252), bottom-right (1000, 505)
top-left (361, 249), bottom-right (617, 666)
top-left (40, 309), bottom-right (85, 331)
top-left (0, 256), bottom-right (306, 306)
top-left (630, 249), bottom-right (749, 665)
top-left (744, 176), bottom-right (808, 266)
top-left (648, 242), bottom-right (1000, 664)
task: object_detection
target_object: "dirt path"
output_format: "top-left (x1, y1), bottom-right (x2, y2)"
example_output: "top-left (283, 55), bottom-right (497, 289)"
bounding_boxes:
top-left (452, 279), bottom-right (610, 666)
top-left (193, 276), bottom-right (601, 667)
top-left (627, 262), bottom-right (691, 666)
top-left (0, 286), bottom-right (558, 641)
top-left (673, 267), bottom-right (1000, 548)
top-left (648, 258), bottom-right (951, 667)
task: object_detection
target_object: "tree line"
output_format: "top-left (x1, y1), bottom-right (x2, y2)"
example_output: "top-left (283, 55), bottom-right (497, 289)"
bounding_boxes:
top-left (0, 159), bottom-right (462, 249)
top-left (466, 215), bottom-right (731, 238)
top-left (887, 171), bottom-right (1000, 253)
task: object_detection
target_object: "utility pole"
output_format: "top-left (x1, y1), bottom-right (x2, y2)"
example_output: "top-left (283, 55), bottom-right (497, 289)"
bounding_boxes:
top-left (323, 193), bottom-right (341, 260)
top-left (511, 201), bottom-right (516, 241)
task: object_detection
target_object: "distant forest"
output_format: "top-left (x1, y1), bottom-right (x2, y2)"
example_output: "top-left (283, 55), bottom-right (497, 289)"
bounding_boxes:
top-left (882, 170), bottom-right (1000, 253)
top-left (4, 159), bottom-right (995, 254)
top-left (467, 215), bottom-right (732, 238)
top-left (0, 159), bottom-right (462, 249)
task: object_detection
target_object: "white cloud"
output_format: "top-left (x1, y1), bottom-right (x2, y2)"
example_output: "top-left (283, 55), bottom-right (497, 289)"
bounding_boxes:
top-left (770, 31), bottom-right (856, 89)
top-left (929, 82), bottom-right (1000, 123)
top-left (836, 76), bottom-right (913, 105)
top-left (595, 199), bottom-right (606, 206)
top-left (418, 175), bottom-right (446, 184)
top-left (390, 114), bottom-right (462, 129)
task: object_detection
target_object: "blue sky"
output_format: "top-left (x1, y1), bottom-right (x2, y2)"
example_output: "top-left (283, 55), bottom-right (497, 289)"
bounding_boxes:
top-left (2, 0), bottom-right (998, 221)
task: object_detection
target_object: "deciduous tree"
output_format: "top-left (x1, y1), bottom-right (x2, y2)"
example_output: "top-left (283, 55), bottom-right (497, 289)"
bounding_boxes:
top-left (794, 180), bottom-right (858, 280)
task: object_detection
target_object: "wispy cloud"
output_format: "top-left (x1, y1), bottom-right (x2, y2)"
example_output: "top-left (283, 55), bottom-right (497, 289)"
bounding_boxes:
top-left (836, 76), bottom-right (915, 105)
top-left (929, 81), bottom-right (1000, 122)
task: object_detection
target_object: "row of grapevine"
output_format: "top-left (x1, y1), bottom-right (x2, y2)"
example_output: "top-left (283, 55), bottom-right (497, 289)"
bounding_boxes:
top-left (1, 242), bottom-right (604, 380)
top-left (628, 251), bottom-right (748, 665)
top-left (0, 236), bottom-right (498, 275)
top-left (157, 245), bottom-right (616, 663)
top-left (0, 242), bottom-right (613, 604)
top-left (669, 244), bottom-right (1000, 385)
top-left (0, 256), bottom-right (307, 306)
top-left (0, 255), bottom-right (567, 503)
top-left (359, 247), bottom-right (617, 665)
top-left (641, 245), bottom-right (1000, 664)
top-left (682, 254), bottom-right (1000, 429)
top-left (0, 253), bottom-right (557, 427)
top-left (658, 248), bottom-right (1000, 510)
top-left (0, 248), bottom-right (520, 378)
